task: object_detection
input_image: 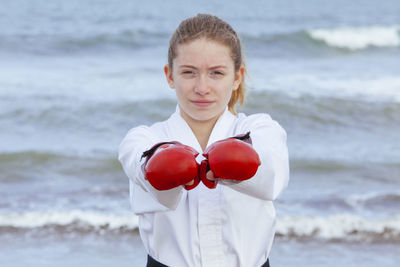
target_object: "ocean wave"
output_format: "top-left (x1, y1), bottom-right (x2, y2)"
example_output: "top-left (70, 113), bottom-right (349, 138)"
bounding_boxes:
top-left (255, 74), bottom-right (400, 103)
top-left (0, 151), bottom-right (122, 182)
top-left (0, 29), bottom-right (169, 55)
top-left (3, 25), bottom-right (399, 55)
top-left (290, 158), bottom-right (400, 173)
top-left (3, 89), bottom-right (399, 134)
top-left (1, 211), bottom-right (399, 242)
top-left (276, 214), bottom-right (400, 242)
top-left (0, 210), bottom-right (138, 233)
top-left (246, 90), bottom-right (400, 132)
top-left (290, 158), bottom-right (361, 172)
top-left (308, 25), bottom-right (400, 50)
top-left (55, 30), bottom-right (168, 51)
top-left (240, 25), bottom-right (400, 56)
top-left (346, 192), bottom-right (400, 209)
top-left (0, 97), bottom-right (175, 130)
top-left (298, 191), bottom-right (400, 214)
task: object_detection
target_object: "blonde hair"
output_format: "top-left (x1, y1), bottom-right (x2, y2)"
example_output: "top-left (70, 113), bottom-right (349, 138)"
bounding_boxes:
top-left (168, 14), bottom-right (246, 114)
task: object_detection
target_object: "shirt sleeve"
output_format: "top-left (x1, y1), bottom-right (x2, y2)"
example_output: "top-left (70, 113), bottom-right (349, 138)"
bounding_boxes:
top-left (219, 113), bottom-right (289, 201)
top-left (118, 125), bottom-right (184, 214)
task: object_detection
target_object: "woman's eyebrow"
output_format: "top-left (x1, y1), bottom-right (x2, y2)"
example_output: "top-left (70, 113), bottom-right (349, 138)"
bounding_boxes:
top-left (178, 64), bottom-right (228, 69)
top-left (178, 64), bottom-right (197, 69)
top-left (209, 65), bottom-right (227, 70)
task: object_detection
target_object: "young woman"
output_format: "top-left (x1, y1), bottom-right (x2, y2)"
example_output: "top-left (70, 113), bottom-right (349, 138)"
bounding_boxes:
top-left (119, 14), bottom-right (289, 267)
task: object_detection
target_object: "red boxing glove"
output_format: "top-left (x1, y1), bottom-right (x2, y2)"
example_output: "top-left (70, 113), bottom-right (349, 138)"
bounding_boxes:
top-left (200, 132), bottom-right (261, 189)
top-left (141, 142), bottom-right (200, 191)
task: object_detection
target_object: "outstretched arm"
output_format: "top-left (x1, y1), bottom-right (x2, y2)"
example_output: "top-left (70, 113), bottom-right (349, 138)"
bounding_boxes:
top-left (118, 126), bottom-right (185, 214)
top-left (208, 114), bottom-right (289, 201)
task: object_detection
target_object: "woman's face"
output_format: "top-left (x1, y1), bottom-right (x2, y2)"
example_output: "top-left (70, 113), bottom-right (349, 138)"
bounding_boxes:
top-left (164, 38), bottom-right (244, 124)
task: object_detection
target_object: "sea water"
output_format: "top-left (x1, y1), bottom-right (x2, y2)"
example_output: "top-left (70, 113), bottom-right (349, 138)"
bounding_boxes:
top-left (1, 0), bottom-right (400, 266)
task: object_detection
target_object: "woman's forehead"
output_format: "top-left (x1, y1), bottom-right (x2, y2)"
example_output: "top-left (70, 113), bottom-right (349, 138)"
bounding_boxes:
top-left (174, 38), bottom-right (234, 68)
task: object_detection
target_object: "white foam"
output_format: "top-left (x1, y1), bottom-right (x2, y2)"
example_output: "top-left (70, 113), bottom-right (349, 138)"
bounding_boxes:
top-left (304, 75), bottom-right (400, 102)
top-left (1, 211), bottom-right (399, 241)
top-left (0, 210), bottom-right (139, 230)
top-left (276, 214), bottom-right (400, 240)
top-left (308, 26), bottom-right (400, 50)
top-left (0, 54), bottom-right (175, 102)
top-left (253, 73), bottom-right (400, 103)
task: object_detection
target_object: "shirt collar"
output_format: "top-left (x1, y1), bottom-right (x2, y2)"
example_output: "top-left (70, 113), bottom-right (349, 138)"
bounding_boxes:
top-left (167, 105), bottom-right (236, 153)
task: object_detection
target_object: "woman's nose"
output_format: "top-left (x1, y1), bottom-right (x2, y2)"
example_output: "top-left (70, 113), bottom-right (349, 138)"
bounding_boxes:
top-left (194, 75), bottom-right (210, 95)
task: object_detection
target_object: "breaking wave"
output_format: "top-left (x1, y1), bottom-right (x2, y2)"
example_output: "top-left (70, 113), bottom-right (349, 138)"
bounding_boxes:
top-left (276, 214), bottom-right (400, 242)
top-left (308, 25), bottom-right (400, 50)
top-left (1, 211), bottom-right (399, 242)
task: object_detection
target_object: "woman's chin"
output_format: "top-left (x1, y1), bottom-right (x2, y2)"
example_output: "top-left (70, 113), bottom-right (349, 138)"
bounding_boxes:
top-left (187, 110), bottom-right (223, 123)
top-left (180, 104), bottom-right (225, 124)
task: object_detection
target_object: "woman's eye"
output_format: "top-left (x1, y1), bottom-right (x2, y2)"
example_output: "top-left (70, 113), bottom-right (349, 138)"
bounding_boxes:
top-left (211, 71), bottom-right (223, 76)
top-left (182, 70), bottom-right (196, 76)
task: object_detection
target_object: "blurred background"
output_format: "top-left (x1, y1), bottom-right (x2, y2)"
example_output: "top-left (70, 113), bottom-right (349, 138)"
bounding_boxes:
top-left (1, 0), bottom-right (399, 266)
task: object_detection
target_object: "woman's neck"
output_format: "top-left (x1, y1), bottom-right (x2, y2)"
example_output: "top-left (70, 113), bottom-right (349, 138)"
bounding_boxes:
top-left (180, 112), bottom-right (222, 151)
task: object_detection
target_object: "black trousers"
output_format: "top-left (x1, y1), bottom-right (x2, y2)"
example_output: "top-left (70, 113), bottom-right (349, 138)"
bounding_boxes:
top-left (147, 255), bottom-right (270, 267)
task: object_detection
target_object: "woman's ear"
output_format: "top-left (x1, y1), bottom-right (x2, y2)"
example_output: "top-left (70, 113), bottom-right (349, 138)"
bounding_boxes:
top-left (164, 64), bottom-right (175, 89)
top-left (233, 65), bottom-right (245, 91)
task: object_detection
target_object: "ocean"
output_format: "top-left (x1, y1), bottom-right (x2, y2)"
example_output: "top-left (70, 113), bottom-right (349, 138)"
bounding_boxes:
top-left (1, 0), bottom-right (399, 266)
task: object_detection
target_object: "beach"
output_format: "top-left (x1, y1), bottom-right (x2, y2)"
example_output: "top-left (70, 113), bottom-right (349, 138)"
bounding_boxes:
top-left (1, 0), bottom-right (400, 266)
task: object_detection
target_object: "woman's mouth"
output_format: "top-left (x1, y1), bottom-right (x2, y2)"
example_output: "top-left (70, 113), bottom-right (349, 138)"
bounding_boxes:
top-left (191, 100), bottom-right (215, 107)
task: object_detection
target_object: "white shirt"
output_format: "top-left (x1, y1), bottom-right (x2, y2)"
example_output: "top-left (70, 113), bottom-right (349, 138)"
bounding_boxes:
top-left (118, 106), bottom-right (289, 267)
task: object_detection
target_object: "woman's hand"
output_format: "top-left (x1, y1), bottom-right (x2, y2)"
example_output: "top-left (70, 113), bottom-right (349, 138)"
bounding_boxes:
top-left (206, 170), bottom-right (217, 181)
top-left (186, 170), bottom-right (216, 187)
top-left (185, 180), bottom-right (195, 186)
